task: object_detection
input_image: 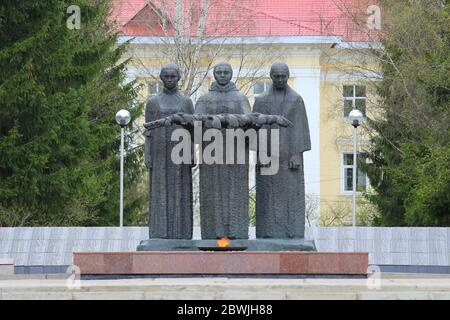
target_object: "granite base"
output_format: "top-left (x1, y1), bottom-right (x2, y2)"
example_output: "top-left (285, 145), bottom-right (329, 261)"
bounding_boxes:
top-left (73, 251), bottom-right (368, 276)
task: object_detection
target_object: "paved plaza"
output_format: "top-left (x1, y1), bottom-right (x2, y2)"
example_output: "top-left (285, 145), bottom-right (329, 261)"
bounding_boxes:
top-left (1, 273), bottom-right (450, 300)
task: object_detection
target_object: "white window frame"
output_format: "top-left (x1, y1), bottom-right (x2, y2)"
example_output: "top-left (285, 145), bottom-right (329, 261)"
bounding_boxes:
top-left (148, 81), bottom-right (162, 97)
top-left (253, 80), bottom-right (271, 98)
top-left (343, 84), bottom-right (366, 120)
top-left (341, 152), bottom-right (368, 195)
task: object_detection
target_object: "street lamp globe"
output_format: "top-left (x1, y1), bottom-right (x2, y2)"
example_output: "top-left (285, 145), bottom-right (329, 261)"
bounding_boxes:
top-left (115, 109), bottom-right (131, 127)
top-left (348, 109), bottom-right (364, 127)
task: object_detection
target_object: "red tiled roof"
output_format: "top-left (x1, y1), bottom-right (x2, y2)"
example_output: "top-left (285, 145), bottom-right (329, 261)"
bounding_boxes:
top-left (111, 0), bottom-right (377, 41)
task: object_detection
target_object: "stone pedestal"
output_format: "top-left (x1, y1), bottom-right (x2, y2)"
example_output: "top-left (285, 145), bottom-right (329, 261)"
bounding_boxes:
top-left (73, 251), bottom-right (368, 276)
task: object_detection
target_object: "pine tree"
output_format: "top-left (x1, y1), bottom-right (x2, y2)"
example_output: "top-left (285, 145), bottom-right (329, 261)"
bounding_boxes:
top-left (0, 0), bottom-right (146, 226)
top-left (362, 0), bottom-right (449, 226)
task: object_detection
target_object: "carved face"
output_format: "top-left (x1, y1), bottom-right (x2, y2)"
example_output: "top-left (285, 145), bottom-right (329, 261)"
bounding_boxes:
top-left (213, 65), bottom-right (232, 86)
top-left (270, 69), bottom-right (289, 90)
top-left (160, 68), bottom-right (179, 90)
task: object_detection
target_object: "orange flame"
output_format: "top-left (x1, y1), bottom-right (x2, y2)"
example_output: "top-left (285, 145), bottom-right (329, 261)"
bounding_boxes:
top-left (217, 237), bottom-right (231, 248)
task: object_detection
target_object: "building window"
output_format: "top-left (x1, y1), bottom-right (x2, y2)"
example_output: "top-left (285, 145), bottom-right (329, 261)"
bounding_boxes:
top-left (148, 81), bottom-right (162, 97)
top-left (343, 85), bottom-right (366, 117)
top-left (342, 153), bottom-right (367, 193)
top-left (253, 80), bottom-right (271, 97)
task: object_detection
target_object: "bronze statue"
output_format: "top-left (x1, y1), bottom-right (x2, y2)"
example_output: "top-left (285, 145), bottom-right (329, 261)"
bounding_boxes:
top-left (195, 62), bottom-right (251, 239)
top-left (254, 62), bottom-right (311, 239)
top-left (138, 61), bottom-right (316, 252)
top-left (145, 63), bottom-right (194, 239)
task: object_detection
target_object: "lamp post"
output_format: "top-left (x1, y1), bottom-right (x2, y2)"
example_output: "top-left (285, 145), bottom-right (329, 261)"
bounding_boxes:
top-left (115, 109), bottom-right (131, 227)
top-left (348, 109), bottom-right (364, 227)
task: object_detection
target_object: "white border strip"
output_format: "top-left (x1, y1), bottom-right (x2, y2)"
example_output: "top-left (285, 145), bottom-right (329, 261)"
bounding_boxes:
top-left (118, 35), bottom-right (344, 45)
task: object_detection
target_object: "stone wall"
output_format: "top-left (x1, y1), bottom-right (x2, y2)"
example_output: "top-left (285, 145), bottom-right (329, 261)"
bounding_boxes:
top-left (305, 227), bottom-right (449, 266)
top-left (0, 227), bottom-right (449, 267)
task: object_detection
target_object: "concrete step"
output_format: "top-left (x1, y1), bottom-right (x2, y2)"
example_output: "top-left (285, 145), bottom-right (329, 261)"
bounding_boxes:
top-left (1, 275), bottom-right (450, 300)
top-left (0, 258), bottom-right (14, 276)
top-left (2, 290), bottom-right (450, 300)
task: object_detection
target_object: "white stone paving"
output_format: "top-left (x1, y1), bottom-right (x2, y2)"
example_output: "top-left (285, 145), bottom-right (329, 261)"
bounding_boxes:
top-left (1, 274), bottom-right (450, 300)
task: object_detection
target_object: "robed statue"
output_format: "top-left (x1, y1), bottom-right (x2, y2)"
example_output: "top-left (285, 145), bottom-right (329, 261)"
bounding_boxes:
top-left (195, 62), bottom-right (251, 239)
top-left (253, 62), bottom-right (311, 239)
top-left (145, 63), bottom-right (194, 239)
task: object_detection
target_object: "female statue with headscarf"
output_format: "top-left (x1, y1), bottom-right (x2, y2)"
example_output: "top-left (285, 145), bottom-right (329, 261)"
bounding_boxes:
top-left (195, 62), bottom-right (251, 239)
top-left (145, 63), bottom-right (194, 239)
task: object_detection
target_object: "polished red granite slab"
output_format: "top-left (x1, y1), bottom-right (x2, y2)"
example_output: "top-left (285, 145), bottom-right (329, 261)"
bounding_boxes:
top-left (73, 252), bottom-right (368, 275)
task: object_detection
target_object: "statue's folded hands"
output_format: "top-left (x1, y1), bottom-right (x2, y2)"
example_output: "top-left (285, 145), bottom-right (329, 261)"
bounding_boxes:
top-left (143, 112), bottom-right (292, 130)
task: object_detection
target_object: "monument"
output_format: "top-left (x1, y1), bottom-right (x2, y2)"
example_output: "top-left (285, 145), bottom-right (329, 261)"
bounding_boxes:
top-left (144, 63), bottom-right (194, 239)
top-left (253, 62), bottom-right (311, 239)
top-left (137, 61), bottom-right (315, 251)
top-left (75, 62), bottom-right (368, 278)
